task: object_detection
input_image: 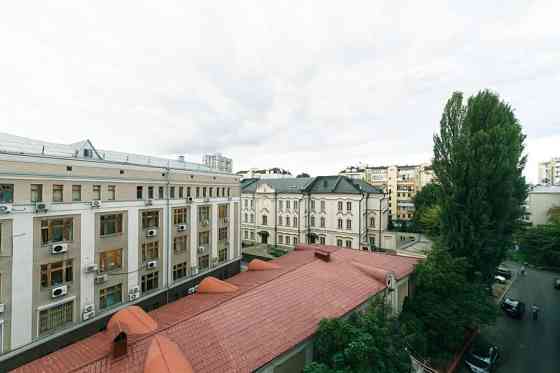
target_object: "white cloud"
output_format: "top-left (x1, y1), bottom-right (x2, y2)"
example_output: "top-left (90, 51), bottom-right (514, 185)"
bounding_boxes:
top-left (0, 1), bottom-right (558, 181)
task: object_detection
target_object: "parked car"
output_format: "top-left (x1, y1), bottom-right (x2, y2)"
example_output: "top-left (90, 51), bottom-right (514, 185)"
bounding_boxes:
top-left (501, 297), bottom-right (525, 319)
top-left (555, 278), bottom-right (560, 289)
top-left (496, 266), bottom-right (512, 279)
top-left (494, 275), bottom-right (507, 284)
top-left (464, 337), bottom-right (499, 373)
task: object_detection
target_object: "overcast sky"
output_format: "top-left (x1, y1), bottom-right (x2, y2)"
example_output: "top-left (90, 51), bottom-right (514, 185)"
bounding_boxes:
top-left (1, 1), bottom-right (558, 182)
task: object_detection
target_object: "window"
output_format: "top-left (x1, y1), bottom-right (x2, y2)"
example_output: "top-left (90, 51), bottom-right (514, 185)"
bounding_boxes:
top-left (39, 301), bottom-right (73, 335)
top-left (250, 214), bottom-right (254, 223)
top-left (52, 185), bottom-right (63, 202)
top-left (173, 208), bottom-right (187, 225)
top-left (250, 231), bottom-right (255, 240)
top-left (337, 219), bottom-right (343, 229)
top-left (93, 185), bottom-right (101, 200)
top-left (219, 247), bottom-right (227, 262)
top-left (40, 260), bottom-right (73, 287)
top-left (251, 200), bottom-right (254, 209)
top-left (278, 216), bottom-right (283, 226)
top-left (100, 284), bottom-right (122, 309)
top-left (310, 200), bottom-right (315, 210)
top-left (216, 187), bottom-right (220, 197)
top-left (244, 213), bottom-right (248, 223)
top-left (279, 235), bottom-right (283, 244)
top-left (41, 218), bottom-right (73, 244)
top-left (310, 216), bottom-right (315, 227)
top-left (198, 206), bottom-right (210, 223)
top-left (337, 239), bottom-right (343, 247)
top-left (285, 236), bottom-right (290, 245)
top-left (169, 186), bottom-right (175, 199)
top-left (345, 240), bottom-right (352, 248)
top-left (346, 219), bottom-right (352, 230)
top-left (179, 186), bottom-right (184, 198)
top-left (137, 186), bottom-right (143, 200)
top-left (279, 201), bottom-right (283, 210)
top-left (244, 230), bottom-right (248, 239)
top-left (286, 216), bottom-right (290, 226)
top-left (174, 236), bottom-right (188, 252)
top-left (173, 262), bottom-right (187, 281)
top-left (202, 187), bottom-right (206, 197)
top-left (337, 201), bottom-right (343, 211)
top-left (187, 187), bottom-right (191, 197)
top-left (227, 188), bottom-right (230, 197)
top-left (141, 271), bottom-right (159, 293)
top-left (196, 187), bottom-right (200, 198)
top-left (158, 186), bottom-right (164, 199)
top-left (286, 200), bottom-right (290, 209)
top-left (198, 231), bottom-right (210, 245)
top-left (99, 249), bottom-right (122, 272)
top-left (31, 184), bottom-right (43, 203)
top-left (219, 227), bottom-right (228, 241)
top-left (100, 214), bottom-right (123, 236)
top-left (294, 201), bottom-right (298, 210)
top-left (209, 187), bottom-right (213, 197)
top-left (218, 205), bottom-right (228, 219)
top-left (72, 185), bottom-right (81, 201)
top-left (198, 255), bottom-right (209, 270)
top-left (370, 216), bottom-right (375, 227)
top-left (347, 202), bottom-right (352, 212)
top-left (222, 187), bottom-right (225, 197)
top-left (0, 184), bottom-right (14, 203)
top-left (148, 186), bottom-right (154, 199)
top-left (107, 185), bottom-right (116, 201)
top-left (262, 215), bottom-right (268, 225)
top-left (294, 236), bottom-right (299, 244)
top-left (293, 217), bottom-right (297, 227)
top-left (320, 236), bottom-right (326, 245)
top-left (142, 210), bottom-right (159, 228)
top-left (142, 241), bottom-right (159, 261)
top-left (321, 200), bottom-right (326, 211)
top-left (244, 199), bottom-right (248, 208)
top-left (320, 217), bottom-right (325, 228)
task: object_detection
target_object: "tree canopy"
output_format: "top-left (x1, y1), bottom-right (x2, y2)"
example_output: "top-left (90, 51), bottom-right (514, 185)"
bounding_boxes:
top-left (432, 90), bottom-right (527, 280)
top-left (412, 182), bottom-right (442, 237)
top-left (518, 222), bottom-right (560, 268)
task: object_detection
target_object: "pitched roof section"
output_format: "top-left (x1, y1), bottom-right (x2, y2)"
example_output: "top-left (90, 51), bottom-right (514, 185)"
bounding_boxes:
top-left (107, 306), bottom-right (158, 338)
top-left (15, 247), bottom-right (417, 373)
top-left (240, 175), bottom-right (383, 194)
top-left (247, 259), bottom-right (281, 271)
top-left (196, 276), bottom-right (239, 293)
top-left (144, 335), bottom-right (194, 373)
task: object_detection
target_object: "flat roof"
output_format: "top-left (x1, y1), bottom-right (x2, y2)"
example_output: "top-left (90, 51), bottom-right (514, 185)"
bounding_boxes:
top-left (15, 246), bottom-right (418, 373)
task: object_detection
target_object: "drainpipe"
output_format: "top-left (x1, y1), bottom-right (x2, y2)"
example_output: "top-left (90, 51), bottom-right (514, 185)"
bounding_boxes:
top-left (165, 164), bottom-right (171, 304)
top-left (358, 192), bottom-right (364, 250)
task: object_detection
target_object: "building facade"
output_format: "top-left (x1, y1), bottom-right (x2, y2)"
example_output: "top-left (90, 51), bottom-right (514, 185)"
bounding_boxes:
top-left (340, 163), bottom-right (435, 221)
top-left (236, 167), bottom-right (292, 180)
top-left (202, 153), bottom-right (233, 173)
top-left (538, 158), bottom-right (560, 185)
top-left (241, 176), bottom-right (390, 251)
top-left (0, 134), bottom-right (241, 354)
top-left (526, 185), bottom-right (560, 225)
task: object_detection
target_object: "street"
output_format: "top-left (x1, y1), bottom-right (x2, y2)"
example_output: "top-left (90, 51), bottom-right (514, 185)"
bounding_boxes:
top-left (461, 264), bottom-right (560, 373)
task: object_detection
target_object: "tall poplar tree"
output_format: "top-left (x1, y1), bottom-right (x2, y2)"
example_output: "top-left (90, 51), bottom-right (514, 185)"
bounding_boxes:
top-left (433, 90), bottom-right (527, 280)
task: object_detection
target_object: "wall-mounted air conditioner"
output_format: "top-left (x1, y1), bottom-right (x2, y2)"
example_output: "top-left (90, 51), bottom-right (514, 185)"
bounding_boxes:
top-left (146, 260), bottom-right (158, 269)
top-left (0, 204), bottom-right (12, 214)
top-left (86, 264), bottom-right (98, 273)
top-left (90, 200), bottom-right (101, 208)
top-left (129, 286), bottom-right (140, 294)
top-left (95, 274), bottom-right (108, 284)
top-left (146, 228), bottom-right (158, 238)
top-left (51, 243), bottom-right (68, 255)
top-left (35, 203), bottom-right (48, 213)
top-left (83, 304), bottom-right (94, 313)
top-left (176, 224), bottom-right (187, 232)
top-left (82, 310), bottom-right (95, 321)
top-left (128, 293), bottom-right (139, 301)
top-left (51, 285), bottom-right (68, 298)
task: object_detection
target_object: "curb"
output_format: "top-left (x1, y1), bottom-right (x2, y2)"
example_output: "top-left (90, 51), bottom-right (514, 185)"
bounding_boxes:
top-left (497, 271), bottom-right (518, 303)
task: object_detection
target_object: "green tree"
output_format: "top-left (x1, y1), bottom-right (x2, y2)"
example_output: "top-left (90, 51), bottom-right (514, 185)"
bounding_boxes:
top-left (433, 90), bottom-right (528, 280)
top-left (518, 223), bottom-right (560, 268)
top-left (400, 247), bottom-right (497, 361)
top-left (413, 183), bottom-right (442, 237)
top-left (548, 206), bottom-right (560, 225)
top-left (304, 298), bottom-right (410, 373)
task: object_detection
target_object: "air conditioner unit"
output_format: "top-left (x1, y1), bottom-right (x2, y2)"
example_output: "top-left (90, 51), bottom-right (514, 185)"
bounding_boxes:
top-left (129, 286), bottom-right (140, 294)
top-left (82, 310), bottom-right (95, 321)
top-left (90, 200), bottom-right (101, 208)
top-left (86, 264), bottom-right (98, 273)
top-left (51, 243), bottom-right (68, 255)
top-left (145, 199), bottom-right (153, 206)
top-left (95, 274), bottom-right (108, 284)
top-left (51, 285), bottom-right (68, 298)
top-left (0, 204), bottom-right (12, 214)
top-left (83, 304), bottom-right (95, 313)
top-left (35, 203), bottom-right (48, 213)
top-left (146, 229), bottom-right (158, 238)
top-left (146, 260), bottom-right (158, 269)
top-left (197, 246), bottom-right (206, 254)
top-left (0, 303), bottom-right (4, 313)
top-left (128, 293), bottom-right (139, 302)
top-left (176, 224), bottom-right (187, 232)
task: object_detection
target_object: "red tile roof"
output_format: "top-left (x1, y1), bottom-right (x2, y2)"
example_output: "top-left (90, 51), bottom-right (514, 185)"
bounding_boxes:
top-left (14, 246), bottom-right (418, 373)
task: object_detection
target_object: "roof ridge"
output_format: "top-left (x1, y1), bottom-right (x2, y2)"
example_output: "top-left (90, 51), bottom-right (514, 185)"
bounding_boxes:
top-left (332, 175), bottom-right (344, 192)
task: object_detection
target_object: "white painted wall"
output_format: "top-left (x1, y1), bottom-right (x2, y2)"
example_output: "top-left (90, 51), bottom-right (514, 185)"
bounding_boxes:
top-left (127, 207), bottom-right (139, 292)
top-left (79, 210), bottom-right (95, 312)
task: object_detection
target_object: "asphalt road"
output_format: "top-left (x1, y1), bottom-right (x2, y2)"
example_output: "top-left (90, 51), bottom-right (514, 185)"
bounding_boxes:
top-left (461, 263), bottom-right (560, 373)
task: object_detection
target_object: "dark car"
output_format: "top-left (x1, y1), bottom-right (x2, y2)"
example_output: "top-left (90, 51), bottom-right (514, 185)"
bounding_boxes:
top-left (555, 278), bottom-right (560, 289)
top-left (501, 297), bottom-right (525, 319)
top-left (496, 266), bottom-right (512, 279)
top-left (465, 337), bottom-right (499, 373)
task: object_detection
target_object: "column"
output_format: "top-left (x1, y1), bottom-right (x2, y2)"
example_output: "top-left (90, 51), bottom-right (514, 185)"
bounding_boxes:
top-left (189, 205), bottom-right (197, 274)
top-left (127, 207), bottom-right (139, 292)
top-left (79, 210), bottom-right (95, 312)
top-left (211, 203), bottom-right (218, 262)
top-left (228, 201), bottom-right (235, 260)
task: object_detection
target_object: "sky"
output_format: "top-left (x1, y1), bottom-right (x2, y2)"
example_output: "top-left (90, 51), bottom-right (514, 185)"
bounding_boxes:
top-left (0, 1), bottom-right (558, 183)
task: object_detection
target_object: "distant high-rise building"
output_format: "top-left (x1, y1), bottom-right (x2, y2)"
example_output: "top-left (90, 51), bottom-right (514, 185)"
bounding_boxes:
top-left (538, 158), bottom-right (560, 185)
top-left (203, 153), bottom-right (233, 173)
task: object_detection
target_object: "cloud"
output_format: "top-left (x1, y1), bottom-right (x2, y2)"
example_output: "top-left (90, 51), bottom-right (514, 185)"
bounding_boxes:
top-left (0, 0), bottom-right (558, 181)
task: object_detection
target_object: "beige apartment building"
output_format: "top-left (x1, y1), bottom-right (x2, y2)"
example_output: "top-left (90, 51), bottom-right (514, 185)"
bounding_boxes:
top-left (340, 163), bottom-right (435, 221)
top-left (0, 133), bottom-right (241, 355)
top-left (538, 157), bottom-right (560, 185)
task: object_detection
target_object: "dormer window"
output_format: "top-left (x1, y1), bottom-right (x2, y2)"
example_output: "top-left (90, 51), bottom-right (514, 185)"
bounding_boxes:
top-left (83, 149), bottom-right (93, 158)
